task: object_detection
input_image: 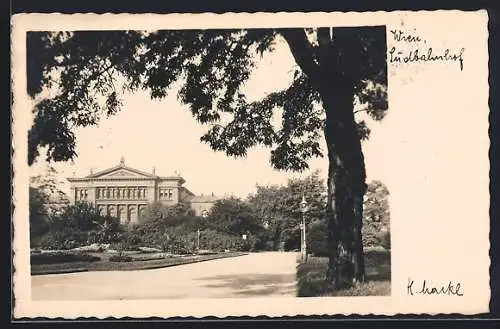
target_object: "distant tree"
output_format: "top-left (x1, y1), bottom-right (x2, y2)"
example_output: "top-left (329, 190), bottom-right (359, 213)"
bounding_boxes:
top-left (247, 184), bottom-right (290, 250)
top-left (52, 202), bottom-right (121, 234)
top-left (363, 180), bottom-right (390, 223)
top-left (29, 186), bottom-right (50, 244)
top-left (27, 26), bottom-right (387, 289)
top-left (29, 165), bottom-right (69, 215)
top-left (306, 219), bottom-right (329, 257)
top-left (138, 201), bottom-right (195, 223)
top-left (300, 179), bottom-right (391, 250)
top-left (29, 165), bottom-right (69, 245)
top-left (362, 180), bottom-right (391, 247)
top-left (248, 170), bottom-right (326, 249)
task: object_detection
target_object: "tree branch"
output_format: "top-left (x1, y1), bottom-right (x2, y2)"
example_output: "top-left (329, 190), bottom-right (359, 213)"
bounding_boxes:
top-left (316, 28), bottom-right (332, 49)
top-left (353, 109), bottom-right (368, 115)
top-left (278, 29), bottom-right (320, 84)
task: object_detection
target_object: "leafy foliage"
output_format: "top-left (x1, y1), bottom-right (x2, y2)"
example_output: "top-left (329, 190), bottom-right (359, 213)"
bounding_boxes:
top-left (36, 201), bottom-right (124, 250)
top-left (208, 197), bottom-right (264, 236)
top-left (198, 229), bottom-right (248, 252)
top-left (29, 166), bottom-right (70, 245)
top-left (29, 187), bottom-right (51, 243)
top-left (108, 254), bottom-right (133, 262)
top-left (27, 28), bottom-right (387, 171)
top-left (248, 177), bottom-right (390, 251)
top-left (362, 180), bottom-right (391, 247)
top-left (138, 201), bottom-right (195, 223)
top-left (248, 170), bottom-right (326, 250)
top-left (306, 219), bottom-right (329, 257)
top-left (377, 231), bottom-right (391, 250)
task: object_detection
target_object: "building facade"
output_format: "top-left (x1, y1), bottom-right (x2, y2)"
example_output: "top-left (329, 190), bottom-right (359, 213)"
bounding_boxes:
top-left (67, 157), bottom-right (221, 224)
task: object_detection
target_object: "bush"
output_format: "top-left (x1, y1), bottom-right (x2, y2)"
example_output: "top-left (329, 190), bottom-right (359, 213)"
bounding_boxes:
top-left (117, 230), bottom-right (143, 251)
top-left (197, 229), bottom-right (249, 252)
top-left (281, 227), bottom-right (301, 251)
top-left (29, 187), bottom-right (51, 245)
top-left (250, 232), bottom-right (273, 252)
top-left (162, 234), bottom-right (194, 255)
top-left (307, 219), bottom-right (329, 257)
top-left (30, 252), bottom-right (101, 265)
top-left (33, 202), bottom-right (125, 250)
top-left (109, 254), bottom-right (133, 262)
top-left (296, 258), bottom-right (329, 297)
top-left (37, 230), bottom-right (88, 250)
top-left (377, 231), bottom-right (391, 250)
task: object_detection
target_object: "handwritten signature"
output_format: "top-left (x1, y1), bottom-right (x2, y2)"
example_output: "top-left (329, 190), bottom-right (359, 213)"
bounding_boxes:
top-left (407, 278), bottom-right (464, 296)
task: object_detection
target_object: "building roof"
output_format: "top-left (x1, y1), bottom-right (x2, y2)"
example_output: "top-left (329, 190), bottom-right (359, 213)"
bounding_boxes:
top-left (180, 186), bottom-right (196, 197)
top-left (190, 194), bottom-right (223, 203)
top-left (67, 157), bottom-right (186, 184)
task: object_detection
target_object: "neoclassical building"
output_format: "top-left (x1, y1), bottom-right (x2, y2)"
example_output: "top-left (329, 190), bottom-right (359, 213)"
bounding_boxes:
top-left (67, 157), bottom-right (221, 224)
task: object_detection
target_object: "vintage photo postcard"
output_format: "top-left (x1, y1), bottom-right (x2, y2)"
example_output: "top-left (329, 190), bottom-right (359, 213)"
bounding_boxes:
top-left (11, 10), bottom-right (490, 318)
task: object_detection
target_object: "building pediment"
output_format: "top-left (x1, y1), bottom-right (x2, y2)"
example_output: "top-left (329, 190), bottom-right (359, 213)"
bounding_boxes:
top-left (67, 158), bottom-right (185, 184)
top-left (96, 168), bottom-right (150, 179)
top-left (89, 165), bottom-right (156, 180)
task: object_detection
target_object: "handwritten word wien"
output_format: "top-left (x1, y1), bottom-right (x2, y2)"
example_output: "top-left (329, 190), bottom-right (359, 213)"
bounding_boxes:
top-left (389, 46), bottom-right (465, 71)
top-left (390, 29), bottom-right (424, 43)
top-left (407, 278), bottom-right (464, 296)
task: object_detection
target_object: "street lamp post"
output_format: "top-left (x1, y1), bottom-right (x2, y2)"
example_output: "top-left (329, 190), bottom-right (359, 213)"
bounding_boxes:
top-left (197, 229), bottom-right (201, 251)
top-left (300, 195), bottom-right (308, 262)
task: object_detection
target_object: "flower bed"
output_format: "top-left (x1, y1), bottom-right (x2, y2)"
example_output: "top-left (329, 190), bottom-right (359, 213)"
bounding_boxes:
top-left (31, 252), bottom-right (248, 275)
top-left (30, 251), bottom-right (101, 265)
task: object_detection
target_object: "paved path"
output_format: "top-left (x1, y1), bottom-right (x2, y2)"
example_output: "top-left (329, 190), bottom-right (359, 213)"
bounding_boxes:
top-left (31, 252), bottom-right (298, 300)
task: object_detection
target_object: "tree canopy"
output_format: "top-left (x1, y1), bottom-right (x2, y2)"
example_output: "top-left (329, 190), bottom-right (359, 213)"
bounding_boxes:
top-left (208, 197), bottom-right (263, 236)
top-left (27, 28), bottom-right (387, 170)
top-left (248, 170), bottom-right (326, 223)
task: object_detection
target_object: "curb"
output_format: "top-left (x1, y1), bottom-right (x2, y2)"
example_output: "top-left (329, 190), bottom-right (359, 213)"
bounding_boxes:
top-left (31, 268), bottom-right (89, 276)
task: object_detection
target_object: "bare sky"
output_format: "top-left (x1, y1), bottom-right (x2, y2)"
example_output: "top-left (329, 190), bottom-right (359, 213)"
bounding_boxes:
top-left (29, 36), bottom-right (390, 199)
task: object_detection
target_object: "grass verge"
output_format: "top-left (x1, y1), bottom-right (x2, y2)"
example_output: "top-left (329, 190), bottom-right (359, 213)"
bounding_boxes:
top-left (31, 252), bottom-right (247, 275)
top-left (297, 249), bottom-right (391, 297)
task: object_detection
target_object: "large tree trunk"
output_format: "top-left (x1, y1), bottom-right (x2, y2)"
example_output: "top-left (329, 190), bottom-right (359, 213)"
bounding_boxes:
top-left (280, 27), bottom-right (370, 290)
top-left (321, 83), bottom-right (367, 290)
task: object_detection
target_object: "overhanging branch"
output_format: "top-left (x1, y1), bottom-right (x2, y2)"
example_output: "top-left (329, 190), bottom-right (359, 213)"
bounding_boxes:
top-left (278, 29), bottom-right (321, 84)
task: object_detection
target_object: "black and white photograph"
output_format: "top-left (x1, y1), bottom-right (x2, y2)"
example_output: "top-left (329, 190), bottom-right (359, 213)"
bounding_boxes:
top-left (12, 11), bottom-right (489, 317)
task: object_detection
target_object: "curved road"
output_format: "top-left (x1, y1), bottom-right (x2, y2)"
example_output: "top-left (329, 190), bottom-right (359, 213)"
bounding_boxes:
top-left (31, 252), bottom-right (298, 300)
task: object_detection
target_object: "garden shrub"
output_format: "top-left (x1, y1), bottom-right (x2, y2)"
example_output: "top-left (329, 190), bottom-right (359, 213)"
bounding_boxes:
top-left (199, 229), bottom-right (247, 252)
top-left (281, 227), bottom-right (301, 251)
top-left (296, 258), bottom-right (329, 297)
top-left (377, 231), bottom-right (391, 250)
top-left (37, 230), bottom-right (88, 250)
top-left (307, 219), bottom-right (329, 257)
top-left (33, 202), bottom-right (125, 250)
top-left (109, 254), bottom-right (133, 262)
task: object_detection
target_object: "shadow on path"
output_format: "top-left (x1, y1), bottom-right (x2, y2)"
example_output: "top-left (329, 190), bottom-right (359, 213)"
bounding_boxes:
top-left (195, 273), bottom-right (297, 297)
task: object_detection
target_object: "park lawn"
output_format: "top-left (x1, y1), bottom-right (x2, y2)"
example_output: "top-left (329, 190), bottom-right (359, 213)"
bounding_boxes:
top-left (31, 252), bottom-right (247, 275)
top-left (296, 248), bottom-right (391, 297)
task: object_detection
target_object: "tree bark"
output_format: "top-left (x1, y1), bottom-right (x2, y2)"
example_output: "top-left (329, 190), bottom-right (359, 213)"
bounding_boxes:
top-left (321, 82), bottom-right (367, 290)
top-left (281, 27), bottom-right (368, 290)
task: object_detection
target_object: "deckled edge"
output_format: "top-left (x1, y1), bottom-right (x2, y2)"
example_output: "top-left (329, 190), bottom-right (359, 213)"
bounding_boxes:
top-left (10, 9), bottom-right (492, 320)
